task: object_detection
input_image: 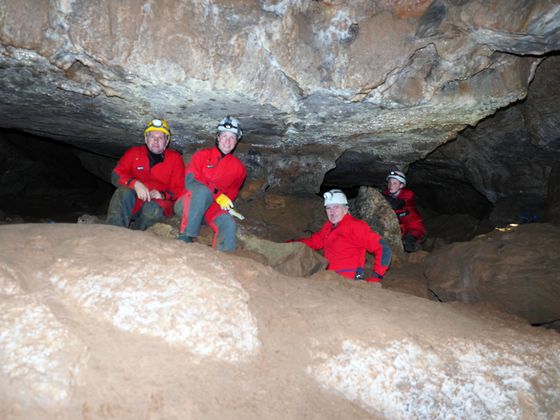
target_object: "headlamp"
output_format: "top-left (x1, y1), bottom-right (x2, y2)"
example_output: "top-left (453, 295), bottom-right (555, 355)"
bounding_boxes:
top-left (148, 119), bottom-right (164, 128)
top-left (144, 118), bottom-right (171, 137)
top-left (323, 189), bottom-right (348, 206)
top-left (219, 117), bottom-right (238, 130)
top-left (386, 170), bottom-right (406, 186)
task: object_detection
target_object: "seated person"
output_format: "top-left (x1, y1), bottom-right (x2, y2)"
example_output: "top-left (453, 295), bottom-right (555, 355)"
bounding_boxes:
top-left (294, 189), bottom-right (391, 283)
top-left (382, 170), bottom-right (426, 252)
top-left (106, 118), bottom-right (184, 230)
top-left (175, 116), bottom-right (246, 251)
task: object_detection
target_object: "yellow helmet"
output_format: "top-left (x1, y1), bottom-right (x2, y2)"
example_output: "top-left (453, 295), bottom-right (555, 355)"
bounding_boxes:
top-left (144, 118), bottom-right (171, 138)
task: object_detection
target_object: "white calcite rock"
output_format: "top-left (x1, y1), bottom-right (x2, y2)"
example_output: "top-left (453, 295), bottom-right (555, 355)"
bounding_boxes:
top-left (1, 224), bottom-right (559, 419)
top-left (309, 337), bottom-right (560, 419)
top-left (0, 295), bottom-right (88, 403)
top-left (46, 239), bottom-right (260, 363)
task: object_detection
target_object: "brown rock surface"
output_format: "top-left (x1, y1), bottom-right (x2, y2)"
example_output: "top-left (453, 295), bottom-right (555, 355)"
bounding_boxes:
top-left (1, 1), bottom-right (559, 194)
top-left (424, 223), bottom-right (560, 325)
top-left (1, 223), bottom-right (559, 419)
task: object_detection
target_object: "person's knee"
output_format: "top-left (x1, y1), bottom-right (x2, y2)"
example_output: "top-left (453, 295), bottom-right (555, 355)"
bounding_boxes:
top-left (215, 216), bottom-right (237, 251)
top-left (111, 186), bottom-right (136, 203)
top-left (106, 187), bottom-right (137, 226)
top-left (142, 202), bottom-right (164, 222)
top-left (134, 202), bottom-right (164, 230)
top-left (191, 183), bottom-right (213, 203)
top-left (402, 233), bottom-right (420, 253)
top-left (173, 195), bottom-right (184, 216)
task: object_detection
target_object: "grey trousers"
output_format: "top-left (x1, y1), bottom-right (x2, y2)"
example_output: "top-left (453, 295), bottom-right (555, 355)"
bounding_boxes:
top-left (106, 187), bottom-right (164, 231)
top-left (174, 180), bottom-right (237, 251)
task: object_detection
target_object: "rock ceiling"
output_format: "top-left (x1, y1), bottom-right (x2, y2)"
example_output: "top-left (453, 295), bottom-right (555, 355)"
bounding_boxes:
top-left (1, 0), bottom-right (559, 193)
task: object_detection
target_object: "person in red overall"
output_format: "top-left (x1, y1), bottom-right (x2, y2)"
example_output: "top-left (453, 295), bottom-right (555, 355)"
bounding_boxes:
top-left (175, 116), bottom-right (246, 251)
top-left (382, 170), bottom-right (426, 252)
top-left (295, 189), bottom-right (392, 283)
top-left (106, 118), bottom-right (185, 230)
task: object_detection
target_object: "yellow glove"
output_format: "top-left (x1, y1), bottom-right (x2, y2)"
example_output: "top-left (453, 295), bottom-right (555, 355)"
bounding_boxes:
top-left (216, 193), bottom-right (233, 211)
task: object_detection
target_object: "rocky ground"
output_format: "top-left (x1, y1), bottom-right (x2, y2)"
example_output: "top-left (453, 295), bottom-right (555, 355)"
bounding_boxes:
top-left (1, 192), bottom-right (559, 419)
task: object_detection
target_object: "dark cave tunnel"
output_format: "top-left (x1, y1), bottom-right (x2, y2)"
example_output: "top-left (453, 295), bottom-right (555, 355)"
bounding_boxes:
top-left (0, 129), bottom-right (114, 223)
top-left (1, 124), bottom-right (534, 251)
top-left (1, 127), bottom-right (487, 221)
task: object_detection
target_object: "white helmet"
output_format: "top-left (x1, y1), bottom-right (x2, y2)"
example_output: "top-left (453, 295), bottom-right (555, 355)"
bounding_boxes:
top-left (323, 189), bottom-right (348, 206)
top-left (386, 170), bottom-right (407, 186)
top-left (217, 115), bottom-right (242, 139)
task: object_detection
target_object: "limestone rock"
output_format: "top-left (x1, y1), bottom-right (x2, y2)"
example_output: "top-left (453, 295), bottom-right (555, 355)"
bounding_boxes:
top-left (238, 233), bottom-right (328, 277)
top-left (424, 223), bottom-right (560, 325)
top-left (1, 223), bottom-right (559, 419)
top-left (309, 336), bottom-right (560, 419)
top-left (1, 1), bottom-right (559, 193)
top-left (0, 295), bottom-right (88, 404)
top-left (409, 55), bottom-right (560, 222)
top-left (546, 163), bottom-right (560, 226)
top-left (350, 186), bottom-right (404, 255)
top-left (1, 224), bottom-right (261, 363)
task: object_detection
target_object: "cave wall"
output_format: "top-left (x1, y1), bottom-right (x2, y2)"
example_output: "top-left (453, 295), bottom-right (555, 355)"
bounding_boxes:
top-left (1, 0), bottom-right (559, 194)
top-left (408, 55), bottom-right (560, 222)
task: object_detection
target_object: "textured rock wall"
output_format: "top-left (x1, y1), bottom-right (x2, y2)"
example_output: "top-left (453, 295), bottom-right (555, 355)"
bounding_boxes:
top-left (409, 55), bottom-right (560, 221)
top-left (1, 1), bottom-right (559, 193)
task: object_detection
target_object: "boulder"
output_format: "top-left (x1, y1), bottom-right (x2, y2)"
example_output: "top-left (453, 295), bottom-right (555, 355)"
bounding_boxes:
top-left (424, 223), bottom-right (560, 325)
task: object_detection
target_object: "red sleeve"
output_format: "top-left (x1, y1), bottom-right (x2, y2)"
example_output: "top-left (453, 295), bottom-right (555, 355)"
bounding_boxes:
top-left (162, 152), bottom-right (186, 201)
top-left (353, 221), bottom-right (391, 277)
top-left (185, 150), bottom-right (206, 185)
top-left (218, 163), bottom-right (246, 201)
top-left (297, 222), bottom-right (329, 251)
top-left (113, 148), bottom-right (139, 188)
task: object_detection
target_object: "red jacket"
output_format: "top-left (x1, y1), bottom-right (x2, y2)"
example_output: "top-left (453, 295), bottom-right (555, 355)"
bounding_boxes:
top-left (113, 145), bottom-right (185, 217)
top-left (298, 213), bottom-right (390, 279)
top-left (383, 188), bottom-right (426, 240)
top-left (185, 146), bottom-right (246, 222)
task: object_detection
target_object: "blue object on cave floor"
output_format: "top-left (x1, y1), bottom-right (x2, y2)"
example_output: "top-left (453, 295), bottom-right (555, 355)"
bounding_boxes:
top-left (519, 208), bottom-right (540, 224)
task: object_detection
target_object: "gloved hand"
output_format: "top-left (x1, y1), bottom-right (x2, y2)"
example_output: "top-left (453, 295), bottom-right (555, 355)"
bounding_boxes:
top-left (354, 267), bottom-right (366, 280)
top-left (216, 193), bottom-right (234, 210)
top-left (366, 272), bottom-right (383, 283)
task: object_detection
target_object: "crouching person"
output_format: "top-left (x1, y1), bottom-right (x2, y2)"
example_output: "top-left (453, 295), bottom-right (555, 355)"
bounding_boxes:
top-left (106, 118), bottom-right (184, 230)
top-left (294, 189), bottom-right (392, 283)
top-left (382, 170), bottom-right (426, 252)
top-left (175, 116), bottom-right (246, 251)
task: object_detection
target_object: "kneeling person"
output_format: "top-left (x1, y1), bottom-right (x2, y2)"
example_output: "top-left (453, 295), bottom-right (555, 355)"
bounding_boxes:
top-left (295, 189), bottom-right (391, 283)
top-left (106, 118), bottom-right (184, 230)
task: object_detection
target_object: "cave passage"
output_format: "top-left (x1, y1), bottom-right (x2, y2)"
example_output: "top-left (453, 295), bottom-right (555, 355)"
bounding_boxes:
top-left (0, 130), bottom-right (114, 223)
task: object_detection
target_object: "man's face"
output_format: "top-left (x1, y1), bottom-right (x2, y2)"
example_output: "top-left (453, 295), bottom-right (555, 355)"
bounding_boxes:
top-left (325, 204), bottom-right (348, 225)
top-left (387, 178), bottom-right (403, 195)
top-left (217, 131), bottom-right (238, 155)
top-left (145, 130), bottom-right (169, 154)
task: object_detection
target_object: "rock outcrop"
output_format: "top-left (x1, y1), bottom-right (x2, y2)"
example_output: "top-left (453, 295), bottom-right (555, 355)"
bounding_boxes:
top-left (1, 1), bottom-right (559, 194)
top-left (1, 223), bottom-right (559, 419)
top-left (424, 223), bottom-right (560, 326)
